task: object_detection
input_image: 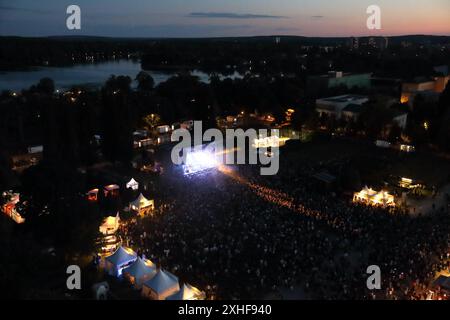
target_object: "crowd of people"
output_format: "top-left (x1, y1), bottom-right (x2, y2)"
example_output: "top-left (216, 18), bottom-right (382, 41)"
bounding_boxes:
top-left (118, 155), bottom-right (450, 300)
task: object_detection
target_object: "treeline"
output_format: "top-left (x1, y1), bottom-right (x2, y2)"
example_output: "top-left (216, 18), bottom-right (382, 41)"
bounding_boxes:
top-left (0, 36), bottom-right (151, 70)
top-left (2, 36), bottom-right (449, 80)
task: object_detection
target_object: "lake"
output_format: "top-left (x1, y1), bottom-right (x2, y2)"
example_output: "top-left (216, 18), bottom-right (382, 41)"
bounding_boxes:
top-left (0, 59), bottom-right (243, 92)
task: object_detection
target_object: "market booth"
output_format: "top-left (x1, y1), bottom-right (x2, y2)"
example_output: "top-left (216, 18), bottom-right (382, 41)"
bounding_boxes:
top-left (1, 191), bottom-right (25, 224)
top-left (166, 283), bottom-right (205, 300)
top-left (126, 178), bottom-right (139, 191)
top-left (104, 184), bottom-right (120, 197)
top-left (129, 193), bottom-right (154, 216)
top-left (99, 213), bottom-right (120, 236)
top-left (353, 186), bottom-right (395, 207)
top-left (141, 269), bottom-right (180, 300)
top-left (104, 246), bottom-right (137, 277)
top-left (87, 188), bottom-right (99, 201)
top-left (123, 256), bottom-right (157, 289)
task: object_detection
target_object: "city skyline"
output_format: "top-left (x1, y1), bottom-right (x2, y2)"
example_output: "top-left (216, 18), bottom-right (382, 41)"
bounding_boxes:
top-left (1, 0), bottom-right (449, 38)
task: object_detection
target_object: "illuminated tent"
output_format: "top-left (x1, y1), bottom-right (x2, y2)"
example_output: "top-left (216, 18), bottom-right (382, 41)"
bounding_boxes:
top-left (87, 188), bottom-right (99, 201)
top-left (104, 184), bottom-right (120, 197)
top-left (166, 283), bottom-right (205, 300)
top-left (99, 234), bottom-right (120, 254)
top-left (99, 212), bottom-right (120, 235)
top-left (105, 246), bottom-right (137, 277)
top-left (1, 191), bottom-right (25, 224)
top-left (141, 269), bottom-right (180, 300)
top-left (126, 178), bottom-right (139, 191)
top-left (353, 186), bottom-right (395, 207)
top-left (129, 193), bottom-right (154, 215)
top-left (123, 257), bottom-right (157, 289)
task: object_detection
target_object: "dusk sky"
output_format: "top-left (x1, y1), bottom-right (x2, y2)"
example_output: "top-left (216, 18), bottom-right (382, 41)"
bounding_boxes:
top-left (1, 0), bottom-right (449, 38)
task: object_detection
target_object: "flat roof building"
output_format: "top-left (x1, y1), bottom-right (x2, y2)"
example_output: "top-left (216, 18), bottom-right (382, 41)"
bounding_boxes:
top-left (316, 94), bottom-right (369, 119)
top-left (307, 71), bottom-right (372, 96)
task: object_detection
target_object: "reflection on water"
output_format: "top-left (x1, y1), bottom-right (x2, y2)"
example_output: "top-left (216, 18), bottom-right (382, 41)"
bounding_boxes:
top-left (0, 60), bottom-right (242, 92)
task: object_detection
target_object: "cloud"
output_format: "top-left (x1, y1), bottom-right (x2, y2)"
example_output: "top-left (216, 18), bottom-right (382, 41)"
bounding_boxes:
top-left (274, 27), bottom-right (301, 32)
top-left (69, 23), bottom-right (254, 38)
top-left (188, 12), bottom-right (288, 19)
top-left (0, 5), bottom-right (50, 14)
top-left (311, 15), bottom-right (324, 19)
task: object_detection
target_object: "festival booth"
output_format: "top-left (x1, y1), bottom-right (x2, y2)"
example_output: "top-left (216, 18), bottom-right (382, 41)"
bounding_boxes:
top-left (166, 283), bottom-right (206, 300)
top-left (99, 213), bottom-right (120, 236)
top-left (141, 269), bottom-right (180, 300)
top-left (104, 246), bottom-right (137, 277)
top-left (1, 191), bottom-right (25, 224)
top-left (104, 184), bottom-right (120, 197)
top-left (126, 178), bottom-right (139, 191)
top-left (129, 193), bottom-right (154, 216)
top-left (87, 188), bottom-right (99, 201)
top-left (433, 275), bottom-right (450, 294)
top-left (123, 256), bottom-right (157, 289)
top-left (353, 186), bottom-right (395, 207)
top-left (99, 234), bottom-right (121, 255)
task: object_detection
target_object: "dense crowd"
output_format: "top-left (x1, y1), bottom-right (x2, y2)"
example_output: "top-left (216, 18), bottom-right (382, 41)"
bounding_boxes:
top-left (119, 157), bottom-right (450, 300)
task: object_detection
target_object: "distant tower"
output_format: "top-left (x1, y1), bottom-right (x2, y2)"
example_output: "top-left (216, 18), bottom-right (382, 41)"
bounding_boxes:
top-left (275, 36), bottom-right (281, 44)
top-left (382, 37), bottom-right (389, 50)
top-left (349, 37), bottom-right (359, 50)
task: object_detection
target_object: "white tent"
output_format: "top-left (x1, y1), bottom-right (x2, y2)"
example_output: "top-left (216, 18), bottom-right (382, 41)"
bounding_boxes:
top-left (104, 246), bottom-right (137, 277)
top-left (123, 257), bottom-right (157, 289)
top-left (129, 193), bottom-right (154, 215)
top-left (353, 186), bottom-right (395, 207)
top-left (141, 269), bottom-right (180, 300)
top-left (166, 283), bottom-right (205, 300)
top-left (126, 178), bottom-right (139, 191)
top-left (99, 212), bottom-right (120, 235)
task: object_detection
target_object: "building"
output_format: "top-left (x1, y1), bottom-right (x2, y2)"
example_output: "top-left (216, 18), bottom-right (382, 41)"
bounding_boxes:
top-left (348, 37), bottom-right (359, 50)
top-left (401, 76), bottom-right (450, 105)
top-left (341, 104), bottom-right (365, 121)
top-left (307, 71), bottom-right (372, 95)
top-left (366, 37), bottom-right (389, 50)
top-left (316, 94), bottom-right (369, 119)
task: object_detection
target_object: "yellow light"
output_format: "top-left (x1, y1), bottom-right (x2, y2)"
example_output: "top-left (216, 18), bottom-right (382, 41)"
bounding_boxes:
top-left (400, 95), bottom-right (409, 104)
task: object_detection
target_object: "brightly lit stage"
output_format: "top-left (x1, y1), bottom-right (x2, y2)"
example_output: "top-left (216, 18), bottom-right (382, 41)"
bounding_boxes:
top-left (183, 146), bottom-right (219, 175)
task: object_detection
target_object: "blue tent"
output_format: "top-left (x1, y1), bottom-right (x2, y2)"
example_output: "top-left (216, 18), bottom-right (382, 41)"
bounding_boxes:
top-left (105, 246), bottom-right (137, 277)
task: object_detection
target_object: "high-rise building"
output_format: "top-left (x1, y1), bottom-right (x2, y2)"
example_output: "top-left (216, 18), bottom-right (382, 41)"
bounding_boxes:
top-left (348, 37), bottom-right (359, 50)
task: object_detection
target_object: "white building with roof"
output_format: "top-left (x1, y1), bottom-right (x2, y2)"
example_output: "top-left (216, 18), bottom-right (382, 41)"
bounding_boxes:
top-left (316, 94), bottom-right (369, 119)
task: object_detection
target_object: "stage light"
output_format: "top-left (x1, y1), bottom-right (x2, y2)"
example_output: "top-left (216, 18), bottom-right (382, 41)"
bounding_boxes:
top-left (183, 149), bottom-right (218, 175)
